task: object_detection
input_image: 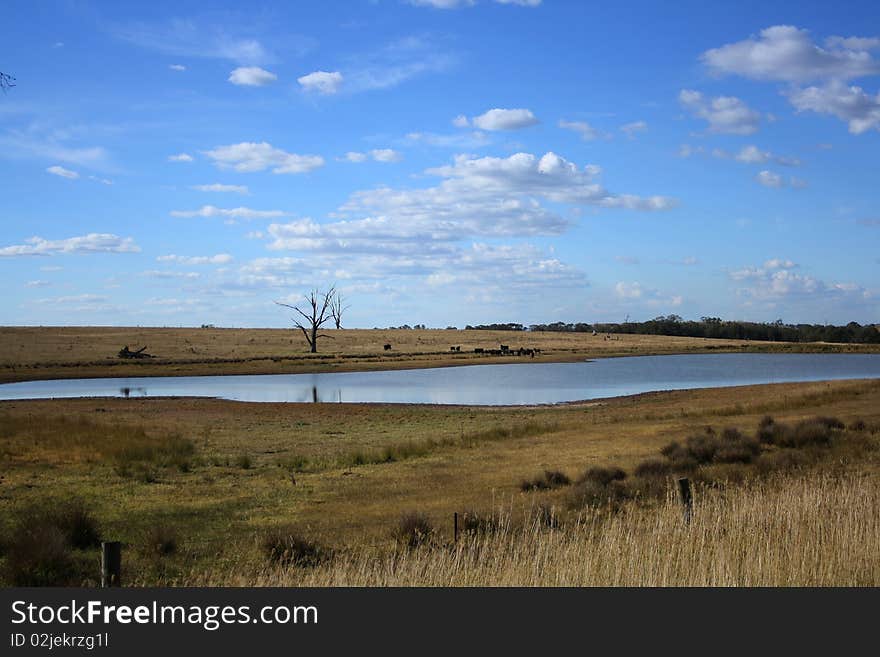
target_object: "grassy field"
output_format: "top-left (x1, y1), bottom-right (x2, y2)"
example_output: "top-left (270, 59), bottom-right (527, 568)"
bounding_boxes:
top-left (1, 377), bottom-right (878, 586)
top-left (2, 325), bottom-right (878, 383)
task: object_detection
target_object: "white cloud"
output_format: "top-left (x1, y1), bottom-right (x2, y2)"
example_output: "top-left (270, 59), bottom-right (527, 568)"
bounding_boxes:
top-left (370, 148), bottom-right (403, 162)
top-left (452, 114), bottom-right (470, 127)
top-left (469, 108), bottom-right (539, 131)
top-left (679, 89), bottom-right (761, 134)
top-left (263, 151), bottom-right (673, 258)
top-left (763, 258), bottom-right (796, 270)
top-left (341, 151), bottom-right (368, 163)
top-left (297, 70), bottom-right (343, 94)
top-left (342, 36), bottom-right (455, 94)
top-left (786, 80), bottom-right (880, 134)
top-left (141, 270), bottom-right (201, 280)
top-left (558, 119), bottom-right (609, 141)
top-left (755, 171), bottom-right (808, 189)
top-left (157, 254), bottom-right (234, 265)
top-left (110, 18), bottom-right (289, 66)
top-left (735, 145), bottom-right (801, 166)
top-left (730, 258), bottom-right (868, 302)
top-left (825, 36), bottom-right (880, 51)
top-left (46, 165), bottom-right (79, 179)
top-left (620, 120), bottom-right (648, 138)
top-left (0, 234), bottom-right (140, 257)
top-left (755, 170), bottom-right (784, 188)
top-left (341, 149), bottom-right (402, 163)
top-left (88, 175), bottom-right (114, 185)
top-left (614, 281), bottom-right (683, 307)
top-left (678, 144), bottom-right (705, 158)
top-left (170, 205), bottom-right (288, 220)
top-left (168, 153), bottom-right (194, 162)
top-left (25, 280), bottom-right (51, 288)
top-left (169, 64), bottom-right (186, 71)
top-left (228, 66), bottom-right (277, 86)
top-left (203, 142), bottom-right (324, 174)
top-left (192, 183), bottom-right (249, 194)
top-left (701, 25), bottom-right (880, 82)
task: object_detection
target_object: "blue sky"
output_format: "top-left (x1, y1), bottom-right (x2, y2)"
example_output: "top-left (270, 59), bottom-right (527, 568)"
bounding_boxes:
top-left (2, 0), bottom-right (878, 328)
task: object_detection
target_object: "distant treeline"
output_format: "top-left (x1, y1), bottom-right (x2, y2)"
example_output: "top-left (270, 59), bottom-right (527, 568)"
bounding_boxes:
top-left (466, 316), bottom-right (880, 344)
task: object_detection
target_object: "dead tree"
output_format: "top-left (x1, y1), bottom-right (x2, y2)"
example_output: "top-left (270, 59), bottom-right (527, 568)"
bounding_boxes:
top-left (118, 345), bottom-right (154, 359)
top-left (329, 291), bottom-right (349, 329)
top-left (276, 288), bottom-right (338, 353)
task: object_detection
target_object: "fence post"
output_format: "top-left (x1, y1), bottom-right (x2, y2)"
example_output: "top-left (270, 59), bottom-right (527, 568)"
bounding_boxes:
top-left (453, 512), bottom-right (459, 545)
top-left (677, 478), bottom-right (693, 525)
top-left (101, 541), bottom-right (122, 587)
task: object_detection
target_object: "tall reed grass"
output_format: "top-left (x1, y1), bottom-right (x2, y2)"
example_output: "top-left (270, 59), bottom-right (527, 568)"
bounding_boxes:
top-left (226, 473), bottom-right (878, 587)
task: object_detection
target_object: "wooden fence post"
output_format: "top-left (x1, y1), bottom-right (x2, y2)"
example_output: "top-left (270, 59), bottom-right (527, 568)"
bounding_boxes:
top-left (453, 512), bottom-right (459, 545)
top-left (101, 541), bottom-right (122, 587)
top-left (677, 478), bottom-right (693, 525)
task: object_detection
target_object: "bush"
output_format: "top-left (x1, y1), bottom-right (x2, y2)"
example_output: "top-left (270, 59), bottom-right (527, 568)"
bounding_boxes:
top-left (520, 470), bottom-right (571, 491)
top-left (634, 459), bottom-right (672, 478)
top-left (569, 478), bottom-right (632, 509)
top-left (848, 419), bottom-right (867, 432)
top-left (577, 466), bottom-right (626, 487)
top-left (146, 525), bottom-right (178, 557)
top-left (236, 453), bottom-right (253, 469)
top-left (2, 524), bottom-right (77, 586)
top-left (755, 449), bottom-right (812, 474)
top-left (779, 419), bottom-right (835, 448)
top-left (261, 528), bottom-right (329, 568)
top-left (460, 510), bottom-right (500, 535)
top-left (50, 500), bottom-right (102, 549)
top-left (393, 512), bottom-right (435, 549)
top-left (0, 502), bottom-right (98, 586)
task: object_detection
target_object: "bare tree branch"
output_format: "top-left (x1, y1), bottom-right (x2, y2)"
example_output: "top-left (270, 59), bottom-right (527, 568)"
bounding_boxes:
top-left (275, 286), bottom-right (338, 353)
top-left (0, 72), bottom-right (15, 93)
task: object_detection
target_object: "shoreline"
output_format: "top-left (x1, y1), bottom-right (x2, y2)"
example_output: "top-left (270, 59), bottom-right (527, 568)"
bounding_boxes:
top-left (3, 341), bottom-right (879, 385)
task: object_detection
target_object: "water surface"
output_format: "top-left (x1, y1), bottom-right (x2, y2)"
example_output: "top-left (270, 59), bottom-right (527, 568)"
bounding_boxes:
top-left (1, 353), bottom-right (879, 405)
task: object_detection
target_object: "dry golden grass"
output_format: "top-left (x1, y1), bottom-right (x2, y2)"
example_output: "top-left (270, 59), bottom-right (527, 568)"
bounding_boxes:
top-left (1, 378), bottom-right (878, 586)
top-left (229, 473), bottom-right (880, 587)
top-left (3, 325), bottom-right (876, 383)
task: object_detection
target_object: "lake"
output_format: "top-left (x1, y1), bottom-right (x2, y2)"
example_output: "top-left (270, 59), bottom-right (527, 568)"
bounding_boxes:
top-left (1, 353), bottom-right (879, 405)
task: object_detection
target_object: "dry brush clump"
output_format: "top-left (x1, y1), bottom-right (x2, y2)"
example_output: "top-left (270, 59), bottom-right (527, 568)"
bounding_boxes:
top-left (1, 499), bottom-right (102, 586)
top-left (238, 472), bottom-right (880, 586)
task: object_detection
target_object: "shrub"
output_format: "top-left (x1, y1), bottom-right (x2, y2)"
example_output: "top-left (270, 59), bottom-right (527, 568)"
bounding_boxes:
top-left (2, 524), bottom-right (77, 586)
top-left (848, 419), bottom-right (867, 432)
top-left (261, 528), bottom-right (329, 568)
top-left (634, 459), bottom-right (672, 478)
top-left (813, 416), bottom-right (844, 430)
top-left (577, 466), bottom-right (627, 487)
top-left (236, 453), bottom-right (252, 469)
top-left (0, 502), bottom-right (98, 586)
top-left (46, 500), bottom-right (101, 549)
top-left (393, 512), bottom-right (434, 549)
top-left (779, 419), bottom-right (834, 448)
top-left (146, 525), bottom-right (178, 557)
top-left (755, 449), bottom-right (812, 474)
top-left (520, 470), bottom-right (571, 491)
top-left (569, 478), bottom-right (632, 509)
top-left (460, 510), bottom-right (500, 535)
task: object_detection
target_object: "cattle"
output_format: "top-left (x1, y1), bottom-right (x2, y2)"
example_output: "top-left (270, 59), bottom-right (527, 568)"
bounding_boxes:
top-left (500, 344), bottom-right (509, 352)
top-left (384, 344), bottom-right (392, 351)
top-left (474, 348), bottom-right (484, 354)
top-left (450, 345), bottom-right (461, 352)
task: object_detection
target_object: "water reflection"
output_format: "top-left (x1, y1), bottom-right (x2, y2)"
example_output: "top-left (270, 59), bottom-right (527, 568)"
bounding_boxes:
top-left (1, 353), bottom-right (879, 406)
